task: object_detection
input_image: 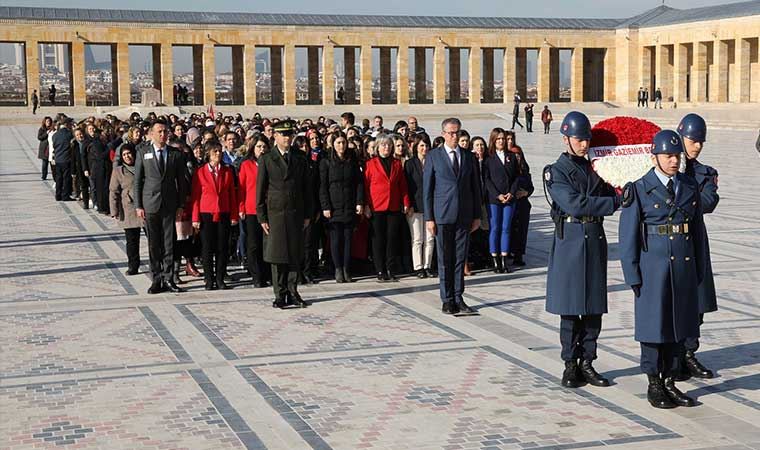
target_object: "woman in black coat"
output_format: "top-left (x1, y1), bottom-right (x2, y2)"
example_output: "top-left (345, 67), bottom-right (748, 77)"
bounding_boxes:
top-left (37, 116), bottom-right (53, 180)
top-left (507, 131), bottom-right (533, 267)
top-left (320, 132), bottom-right (364, 283)
top-left (483, 127), bottom-right (520, 273)
top-left (84, 124), bottom-right (111, 215)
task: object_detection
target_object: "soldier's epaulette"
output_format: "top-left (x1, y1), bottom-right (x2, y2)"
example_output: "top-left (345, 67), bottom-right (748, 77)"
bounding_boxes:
top-left (542, 165), bottom-right (553, 186)
top-left (621, 182), bottom-right (635, 208)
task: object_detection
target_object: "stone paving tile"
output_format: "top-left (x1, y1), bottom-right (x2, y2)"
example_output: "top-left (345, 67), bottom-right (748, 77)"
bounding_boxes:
top-left (178, 295), bottom-right (471, 360)
top-left (239, 347), bottom-right (678, 450)
top-left (0, 370), bottom-right (260, 450)
top-left (0, 306), bottom-right (189, 379)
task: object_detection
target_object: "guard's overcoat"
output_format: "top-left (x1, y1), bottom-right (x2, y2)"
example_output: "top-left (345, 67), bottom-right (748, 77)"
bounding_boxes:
top-left (544, 153), bottom-right (619, 315)
top-left (619, 168), bottom-right (707, 343)
top-left (688, 159), bottom-right (718, 314)
top-left (256, 148), bottom-right (312, 266)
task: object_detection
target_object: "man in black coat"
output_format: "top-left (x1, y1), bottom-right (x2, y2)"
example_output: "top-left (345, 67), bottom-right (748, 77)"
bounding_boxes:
top-left (52, 118), bottom-right (74, 201)
top-left (257, 120), bottom-right (312, 309)
top-left (134, 120), bottom-right (188, 294)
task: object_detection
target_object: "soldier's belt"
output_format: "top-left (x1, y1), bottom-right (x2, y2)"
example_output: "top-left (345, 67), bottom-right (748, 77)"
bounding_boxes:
top-left (564, 216), bottom-right (603, 224)
top-left (646, 223), bottom-right (690, 235)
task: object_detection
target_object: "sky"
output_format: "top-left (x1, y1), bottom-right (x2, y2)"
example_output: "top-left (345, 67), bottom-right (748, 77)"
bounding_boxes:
top-left (0, 0), bottom-right (737, 18)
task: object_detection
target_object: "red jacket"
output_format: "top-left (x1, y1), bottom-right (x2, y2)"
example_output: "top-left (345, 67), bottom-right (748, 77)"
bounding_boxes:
top-left (364, 157), bottom-right (410, 212)
top-left (191, 163), bottom-right (239, 222)
top-left (237, 159), bottom-right (258, 215)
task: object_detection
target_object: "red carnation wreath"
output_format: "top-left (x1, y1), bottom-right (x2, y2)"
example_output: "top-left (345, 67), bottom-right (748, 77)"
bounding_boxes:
top-left (588, 116), bottom-right (661, 190)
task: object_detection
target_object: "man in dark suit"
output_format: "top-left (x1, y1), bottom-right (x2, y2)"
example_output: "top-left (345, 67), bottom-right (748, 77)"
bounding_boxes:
top-left (52, 118), bottom-right (74, 201)
top-left (134, 120), bottom-right (188, 294)
top-left (423, 118), bottom-right (482, 315)
top-left (257, 120), bottom-right (312, 309)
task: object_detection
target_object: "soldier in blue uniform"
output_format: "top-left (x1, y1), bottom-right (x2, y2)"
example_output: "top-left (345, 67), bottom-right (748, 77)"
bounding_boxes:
top-left (544, 111), bottom-right (620, 388)
top-left (677, 113), bottom-right (717, 379)
top-left (619, 130), bottom-right (707, 409)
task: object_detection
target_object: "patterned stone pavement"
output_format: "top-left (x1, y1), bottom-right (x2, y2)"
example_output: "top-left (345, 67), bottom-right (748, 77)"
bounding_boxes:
top-left (1, 119), bottom-right (759, 450)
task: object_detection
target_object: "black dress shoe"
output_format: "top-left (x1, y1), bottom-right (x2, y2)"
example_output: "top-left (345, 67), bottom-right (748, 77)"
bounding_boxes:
top-left (253, 281), bottom-right (266, 288)
top-left (343, 268), bottom-right (354, 283)
top-left (289, 292), bottom-right (310, 308)
top-left (377, 272), bottom-right (386, 282)
top-left (580, 360), bottom-right (610, 387)
top-left (126, 269), bottom-right (139, 276)
top-left (166, 281), bottom-right (184, 293)
top-left (561, 360), bottom-right (585, 388)
top-left (663, 377), bottom-right (696, 407)
top-left (416, 270), bottom-right (426, 279)
top-left (272, 297), bottom-right (287, 309)
top-left (454, 299), bottom-right (477, 315)
top-left (205, 281), bottom-right (216, 291)
top-left (442, 302), bottom-right (457, 315)
top-left (685, 351), bottom-right (714, 378)
top-left (335, 268), bottom-right (346, 284)
top-left (387, 272), bottom-right (399, 282)
top-left (217, 281), bottom-right (231, 290)
top-left (647, 374), bottom-right (677, 409)
top-left (148, 282), bottom-right (165, 294)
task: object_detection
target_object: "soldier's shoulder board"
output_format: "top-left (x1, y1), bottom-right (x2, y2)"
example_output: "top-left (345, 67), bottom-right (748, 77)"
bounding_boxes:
top-left (622, 182), bottom-right (635, 208)
top-left (543, 164), bottom-right (553, 185)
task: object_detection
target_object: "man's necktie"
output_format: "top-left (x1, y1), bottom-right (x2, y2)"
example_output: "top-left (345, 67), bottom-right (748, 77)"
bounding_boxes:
top-left (666, 179), bottom-right (675, 198)
top-left (451, 151), bottom-right (459, 177)
top-left (158, 149), bottom-right (165, 173)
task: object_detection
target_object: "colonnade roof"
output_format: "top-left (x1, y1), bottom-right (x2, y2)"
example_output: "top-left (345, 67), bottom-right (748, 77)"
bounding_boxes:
top-left (0, 1), bottom-right (758, 30)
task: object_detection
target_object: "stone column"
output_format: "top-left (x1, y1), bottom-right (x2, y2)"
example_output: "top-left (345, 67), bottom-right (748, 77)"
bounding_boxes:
top-left (151, 45), bottom-right (162, 96)
top-left (537, 45), bottom-right (550, 102)
top-left (752, 39), bottom-right (760, 103)
top-left (160, 43), bottom-right (174, 106)
top-left (654, 45), bottom-right (665, 102)
top-left (243, 45), bottom-right (257, 105)
top-left (503, 46), bottom-right (516, 104)
top-left (71, 41), bottom-right (86, 106)
top-left (449, 47), bottom-right (461, 101)
top-left (414, 47), bottom-right (427, 102)
top-left (271, 47), bottom-right (283, 105)
top-left (379, 47), bottom-right (392, 103)
top-left (231, 46), bottom-right (244, 105)
top-left (307, 47), bottom-right (320, 104)
top-left (284, 44), bottom-right (297, 105)
top-left (482, 48), bottom-right (494, 102)
top-left (571, 47), bottom-right (583, 102)
top-left (673, 43), bottom-right (688, 103)
top-left (515, 48), bottom-right (527, 100)
top-left (323, 44), bottom-right (334, 105)
top-left (604, 47), bottom-right (616, 102)
top-left (192, 45), bottom-right (204, 105)
top-left (343, 48), bottom-right (356, 103)
top-left (469, 46), bottom-right (481, 104)
top-left (640, 46), bottom-right (653, 95)
top-left (735, 38), bottom-right (751, 103)
top-left (433, 44), bottom-right (446, 104)
top-left (202, 44), bottom-right (216, 106)
top-left (549, 48), bottom-right (560, 102)
top-left (397, 44), bottom-right (409, 104)
top-left (712, 40), bottom-right (728, 102)
top-left (25, 40), bottom-right (40, 106)
top-left (360, 45), bottom-right (372, 105)
top-left (115, 42), bottom-right (130, 106)
top-left (693, 41), bottom-right (707, 102)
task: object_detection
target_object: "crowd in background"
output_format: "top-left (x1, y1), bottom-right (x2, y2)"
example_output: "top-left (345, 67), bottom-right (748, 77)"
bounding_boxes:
top-left (35, 109), bottom-right (535, 288)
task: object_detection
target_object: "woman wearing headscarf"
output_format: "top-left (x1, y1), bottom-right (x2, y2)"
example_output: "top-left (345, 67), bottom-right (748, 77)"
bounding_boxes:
top-left (109, 143), bottom-right (144, 276)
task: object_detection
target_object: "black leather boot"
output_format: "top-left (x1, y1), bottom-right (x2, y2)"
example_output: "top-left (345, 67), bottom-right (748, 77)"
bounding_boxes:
top-left (343, 268), bottom-right (354, 283)
top-left (580, 360), bottom-right (610, 387)
top-left (561, 360), bottom-right (584, 388)
top-left (492, 256), bottom-right (502, 274)
top-left (289, 292), bottom-right (310, 308)
top-left (501, 255), bottom-right (512, 274)
top-left (664, 376), bottom-right (696, 407)
top-left (335, 268), bottom-right (345, 283)
top-left (685, 351), bottom-right (714, 378)
top-left (647, 374), bottom-right (677, 409)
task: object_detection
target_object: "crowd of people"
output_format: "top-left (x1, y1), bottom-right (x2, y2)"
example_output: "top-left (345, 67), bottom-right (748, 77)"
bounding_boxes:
top-left (36, 110), bottom-right (535, 294)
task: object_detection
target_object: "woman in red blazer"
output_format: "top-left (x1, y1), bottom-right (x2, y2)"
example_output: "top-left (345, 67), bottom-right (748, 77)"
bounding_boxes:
top-left (238, 135), bottom-right (270, 288)
top-left (191, 141), bottom-right (239, 290)
top-left (364, 134), bottom-right (411, 282)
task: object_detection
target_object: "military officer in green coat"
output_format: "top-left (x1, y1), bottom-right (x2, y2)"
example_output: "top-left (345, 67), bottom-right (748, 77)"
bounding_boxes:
top-left (257, 120), bottom-right (312, 308)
